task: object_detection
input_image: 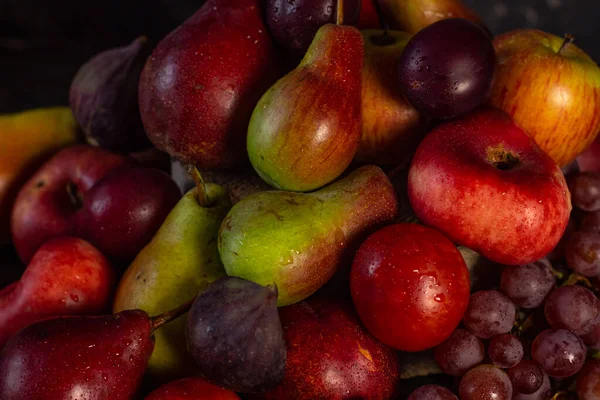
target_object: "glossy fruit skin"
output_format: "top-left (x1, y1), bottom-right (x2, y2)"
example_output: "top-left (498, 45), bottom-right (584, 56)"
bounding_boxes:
top-left (407, 385), bottom-right (458, 400)
top-left (568, 172), bottom-right (600, 211)
top-left (490, 29), bottom-right (600, 167)
top-left (531, 328), bottom-right (586, 379)
top-left (508, 360), bottom-right (544, 395)
top-left (358, 29), bottom-right (428, 165)
top-left (145, 377), bottom-right (241, 400)
top-left (397, 18), bottom-right (495, 119)
top-left (377, 0), bottom-right (485, 34)
top-left (11, 144), bottom-right (132, 263)
top-left (266, 0), bottom-right (361, 53)
top-left (77, 167), bottom-right (181, 261)
top-left (565, 231), bottom-right (600, 277)
top-left (0, 237), bottom-right (114, 348)
top-left (463, 290), bottom-right (516, 339)
top-left (500, 259), bottom-right (555, 309)
top-left (351, 223), bottom-right (470, 351)
top-left (577, 360), bottom-right (600, 400)
top-left (248, 24), bottom-right (363, 192)
top-left (255, 296), bottom-right (400, 399)
top-left (458, 364), bottom-right (513, 400)
top-left (0, 310), bottom-right (153, 400)
top-left (544, 285), bottom-right (600, 336)
top-left (219, 166), bottom-right (398, 306)
top-left (0, 107), bottom-right (80, 244)
top-left (513, 373), bottom-right (551, 400)
top-left (577, 136), bottom-right (600, 173)
top-left (139, 0), bottom-right (280, 169)
top-left (488, 334), bottom-right (523, 369)
top-left (408, 108), bottom-right (572, 265)
top-left (434, 329), bottom-right (484, 376)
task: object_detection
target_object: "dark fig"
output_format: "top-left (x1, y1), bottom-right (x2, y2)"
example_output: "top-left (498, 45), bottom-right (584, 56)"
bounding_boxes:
top-left (186, 277), bottom-right (286, 393)
top-left (70, 36), bottom-right (151, 153)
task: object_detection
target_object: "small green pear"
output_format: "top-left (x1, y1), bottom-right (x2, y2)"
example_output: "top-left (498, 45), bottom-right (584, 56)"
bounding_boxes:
top-left (114, 182), bottom-right (231, 382)
top-left (218, 166), bottom-right (398, 306)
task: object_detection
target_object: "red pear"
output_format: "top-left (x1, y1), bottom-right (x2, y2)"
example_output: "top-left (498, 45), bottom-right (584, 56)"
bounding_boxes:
top-left (139, 0), bottom-right (280, 169)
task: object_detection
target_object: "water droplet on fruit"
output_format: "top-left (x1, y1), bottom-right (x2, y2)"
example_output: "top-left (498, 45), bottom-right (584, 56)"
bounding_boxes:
top-left (70, 294), bottom-right (79, 302)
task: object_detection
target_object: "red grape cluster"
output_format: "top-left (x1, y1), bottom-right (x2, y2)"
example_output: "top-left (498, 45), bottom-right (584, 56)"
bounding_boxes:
top-left (408, 168), bottom-right (600, 400)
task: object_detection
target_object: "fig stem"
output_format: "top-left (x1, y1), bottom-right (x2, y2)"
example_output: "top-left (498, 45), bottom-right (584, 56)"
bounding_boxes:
top-left (336, 0), bottom-right (344, 25)
top-left (150, 296), bottom-right (196, 332)
top-left (186, 164), bottom-right (211, 207)
top-left (558, 34), bottom-right (574, 56)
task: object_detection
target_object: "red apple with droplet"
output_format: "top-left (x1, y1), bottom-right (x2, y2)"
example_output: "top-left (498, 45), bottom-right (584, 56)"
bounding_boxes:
top-left (351, 223), bottom-right (470, 352)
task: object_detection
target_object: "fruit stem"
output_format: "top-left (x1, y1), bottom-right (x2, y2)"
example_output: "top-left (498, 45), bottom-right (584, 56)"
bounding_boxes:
top-left (150, 297), bottom-right (196, 332)
top-left (558, 34), bottom-right (575, 56)
top-left (372, 0), bottom-right (390, 30)
top-left (561, 272), bottom-right (592, 288)
top-left (66, 182), bottom-right (83, 209)
top-left (336, 0), bottom-right (344, 25)
top-left (186, 164), bottom-right (211, 207)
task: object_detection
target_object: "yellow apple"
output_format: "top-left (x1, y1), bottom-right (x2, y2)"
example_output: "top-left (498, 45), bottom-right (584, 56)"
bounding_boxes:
top-left (490, 30), bottom-right (600, 167)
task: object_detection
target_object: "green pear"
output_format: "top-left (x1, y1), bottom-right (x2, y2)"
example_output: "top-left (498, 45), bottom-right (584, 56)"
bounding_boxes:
top-left (218, 166), bottom-right (398, 306)
top-left (113, 183), bottom-right (231, 382)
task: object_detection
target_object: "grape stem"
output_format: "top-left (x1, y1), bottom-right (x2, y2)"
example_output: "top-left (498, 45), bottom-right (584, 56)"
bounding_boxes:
top-left (336, 0), bottom-right (344, 25)
top-left (186, 164), bottom-right (211, 207)
top-left (561, 272), bottom-right (592, 288)
top-left (558, 34), bottom-right (575, 56)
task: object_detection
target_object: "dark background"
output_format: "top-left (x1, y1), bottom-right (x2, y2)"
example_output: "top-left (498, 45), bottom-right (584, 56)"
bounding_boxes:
top-left (0, 0), bottom-right (598, 113)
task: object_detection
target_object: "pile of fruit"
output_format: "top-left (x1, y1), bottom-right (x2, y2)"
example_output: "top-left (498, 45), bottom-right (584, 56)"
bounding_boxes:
top-left (1, 0), bottom-right (600, 399)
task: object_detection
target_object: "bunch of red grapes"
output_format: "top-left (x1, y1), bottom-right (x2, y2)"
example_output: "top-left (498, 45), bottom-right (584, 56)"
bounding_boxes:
top-left (408, 168), bottom-right (600, 400)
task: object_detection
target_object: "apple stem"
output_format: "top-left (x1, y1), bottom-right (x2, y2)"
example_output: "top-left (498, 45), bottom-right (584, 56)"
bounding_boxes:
top-left (185, 164), bottom-right (211, 207)
top-left (336, 0), bottom-right (344, 25)
top-left (558, 34), bottom-right (575, 55)
top-left (66, 182), bottom-right (83, 209)
top-left (150, 296), bottom-right (196, 332)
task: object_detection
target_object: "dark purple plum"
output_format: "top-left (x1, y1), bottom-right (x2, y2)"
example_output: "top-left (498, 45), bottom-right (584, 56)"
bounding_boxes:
top-left (397, 18), bottom-right (495, 119)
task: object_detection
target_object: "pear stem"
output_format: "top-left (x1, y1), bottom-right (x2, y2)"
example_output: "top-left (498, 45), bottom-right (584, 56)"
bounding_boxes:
top-left (558, 34), bottom-right (575, 56)
top-left (336, 0), bottom-right (344, 25)
top-left (185, 164), bottom-right (211, 207)
top-left (372, 0), bottom-right (389, 30)
top-left (150, 297), bottom-right (196, 332)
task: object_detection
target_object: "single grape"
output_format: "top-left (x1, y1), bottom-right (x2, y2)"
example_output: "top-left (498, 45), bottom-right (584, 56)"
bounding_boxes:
top-left (500, 259), bottom-right (555, 309)
top-left (513, 373), bottom-right (552, 400)
top-left (459, 364), bottom-right (512, 400)
top-left (565, 231), bottom-right (600, 277)
top-left (581, 211), bottom-right (600, 235)
top-left (397, 18), bottom-right (495, 119)
top-left (265, 0), bottom-right (361, 53)
top-left (508, 360), bottom-right (544, 395)
top-left (577, 360), bottom-right (600, 400)
top-left (568, 172), bottom-right (600, 211)
top-left (488, 334), bottom-right (523, 369)
top-left (531, 328), bottom-right (586, 379)
top-left (581, 322), bottom-right (600, 350)
top-left (407, 384), bottom-right (458, 400)
top-left (463, 290), bottom-right (516, 339)
top-left (544, 285), bottom-right (600, 336)
top-left (433, 329), bottom-right (485, 376)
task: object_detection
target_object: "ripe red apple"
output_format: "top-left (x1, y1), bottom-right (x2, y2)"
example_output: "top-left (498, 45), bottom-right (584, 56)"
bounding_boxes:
top-left (490, 30), bottom-right (600, 167)
top-left (255, 295), bottom-right (400, 399)
top-left (145, 378), bottom-right (240, 400)
top-left (357, 0), bottom-right (381, 29)
top-left (358, 29), bottom-right (428, 165)
top-left (0, 237), bottom-right (114, 348)
top-left (351, 223), bottom-right (470, 352)
top-left (11, 145), bottom-right (181, 263)
top-left (408, 108), bottom-right (572, 265)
